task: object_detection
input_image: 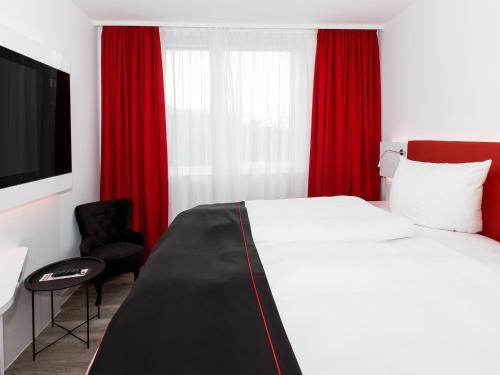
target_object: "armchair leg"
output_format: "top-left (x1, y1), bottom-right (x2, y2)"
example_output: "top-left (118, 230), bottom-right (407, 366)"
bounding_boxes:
top-left (95, 280), bottom-right (103, 308)
top-left (133, 268), bottom-right (140, 281)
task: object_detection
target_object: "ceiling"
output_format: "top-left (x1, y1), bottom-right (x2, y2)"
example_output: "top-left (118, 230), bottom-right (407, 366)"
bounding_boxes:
top-left (72, 0), bottom-right (417, 27)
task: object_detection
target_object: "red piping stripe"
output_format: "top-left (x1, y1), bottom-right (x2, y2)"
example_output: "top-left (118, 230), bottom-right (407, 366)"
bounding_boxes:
top-left (238, 205), bottom-right (282, 375)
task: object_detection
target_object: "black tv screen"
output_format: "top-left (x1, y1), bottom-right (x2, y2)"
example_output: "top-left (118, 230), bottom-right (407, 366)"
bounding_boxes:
top-left (0, 45), bottom-right (71, 190)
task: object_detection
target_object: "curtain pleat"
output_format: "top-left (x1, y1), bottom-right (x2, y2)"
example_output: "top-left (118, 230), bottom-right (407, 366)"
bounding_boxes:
top-left (308, 30), bottom-right (381, 201)
top-left (101, 26), bottom-right (169, 260)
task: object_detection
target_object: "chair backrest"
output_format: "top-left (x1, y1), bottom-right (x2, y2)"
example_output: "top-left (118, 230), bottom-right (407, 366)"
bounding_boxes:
top-left (75, 199), bottom-right (133, 240)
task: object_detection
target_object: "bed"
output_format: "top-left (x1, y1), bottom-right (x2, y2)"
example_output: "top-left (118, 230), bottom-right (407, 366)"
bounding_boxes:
top-left (88, 140), bottom-right (500, 375)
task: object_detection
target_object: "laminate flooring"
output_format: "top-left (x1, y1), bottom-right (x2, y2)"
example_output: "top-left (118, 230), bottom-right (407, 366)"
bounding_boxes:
top-left (6, 273), bottom-right (134, 375)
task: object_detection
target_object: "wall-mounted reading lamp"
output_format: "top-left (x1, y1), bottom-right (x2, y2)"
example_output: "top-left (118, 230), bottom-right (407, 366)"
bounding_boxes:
top-left (379, 142), bottom-right (407, 178)
top-left (379, 142), bottom-right (407, 200)
top-left (378, 149), bottom-right (406, 168)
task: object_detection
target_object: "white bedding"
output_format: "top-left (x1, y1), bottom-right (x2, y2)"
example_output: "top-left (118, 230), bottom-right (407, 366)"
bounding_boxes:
top-left (247, 196), bottom-right (414, 244)
top-left (246, 197), bottom-right (500, 375)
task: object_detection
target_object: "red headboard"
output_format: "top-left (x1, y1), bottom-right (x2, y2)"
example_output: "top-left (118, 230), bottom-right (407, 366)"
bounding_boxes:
top-left (407, 140), bottom-right (500, 242)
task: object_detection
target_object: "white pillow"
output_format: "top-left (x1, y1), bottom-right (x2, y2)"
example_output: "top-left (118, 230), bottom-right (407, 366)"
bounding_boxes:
top-left (390, 158), bottom-right (492, 233)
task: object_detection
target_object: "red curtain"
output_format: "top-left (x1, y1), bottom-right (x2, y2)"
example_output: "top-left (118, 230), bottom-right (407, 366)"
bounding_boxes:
top-left (100, 26), bottom-right (168, 259)
top-left (308, 30), bottom-right (381, 201)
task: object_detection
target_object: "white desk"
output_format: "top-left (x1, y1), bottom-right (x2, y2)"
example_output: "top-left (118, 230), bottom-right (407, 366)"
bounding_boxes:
top-left (0, 247), bottom-right (28, 375)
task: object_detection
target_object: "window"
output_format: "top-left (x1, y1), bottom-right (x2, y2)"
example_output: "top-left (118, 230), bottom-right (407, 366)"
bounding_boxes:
top-left (161, 28), bottom-right (316, 220)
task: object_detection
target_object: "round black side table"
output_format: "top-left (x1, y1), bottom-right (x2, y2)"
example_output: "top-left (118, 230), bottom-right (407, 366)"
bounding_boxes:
top-left (24, 257), bottom-right (105, 360)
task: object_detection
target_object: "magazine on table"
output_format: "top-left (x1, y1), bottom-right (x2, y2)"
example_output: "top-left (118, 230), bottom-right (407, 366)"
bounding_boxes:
top-left (39, 269), bottom-right (89, 282)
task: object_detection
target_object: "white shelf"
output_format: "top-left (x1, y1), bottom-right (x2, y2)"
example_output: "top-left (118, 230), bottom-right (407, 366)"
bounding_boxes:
top-left (0, 247), bottom-right (28, 375)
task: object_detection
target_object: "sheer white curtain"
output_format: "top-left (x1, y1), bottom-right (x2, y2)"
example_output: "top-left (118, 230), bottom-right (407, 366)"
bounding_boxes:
top-left (161, 28), bottom-right (316, 221)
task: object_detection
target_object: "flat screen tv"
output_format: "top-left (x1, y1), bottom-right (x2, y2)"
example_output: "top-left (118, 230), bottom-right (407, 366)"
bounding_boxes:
top-left (0, 44), bottom-right (71, 190)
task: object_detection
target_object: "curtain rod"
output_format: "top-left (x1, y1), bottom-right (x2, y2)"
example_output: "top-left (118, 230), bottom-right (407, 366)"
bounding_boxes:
top-left (92, 20), bottom-right (384, 30)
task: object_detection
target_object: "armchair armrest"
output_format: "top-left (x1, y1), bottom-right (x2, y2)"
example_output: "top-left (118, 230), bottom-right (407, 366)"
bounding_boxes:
top-left (80, 238), bottom-right (97, 256)
top-left (121, 230), bottom-right (145, 246)
top-left (80, 236), bottom-right (110, 256)
top-left (80, 231), bottom-right (145, 256)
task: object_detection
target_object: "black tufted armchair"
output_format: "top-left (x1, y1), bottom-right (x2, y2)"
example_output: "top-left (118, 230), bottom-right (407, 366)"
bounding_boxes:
top-left (75, 199), bottom-right (144, 310)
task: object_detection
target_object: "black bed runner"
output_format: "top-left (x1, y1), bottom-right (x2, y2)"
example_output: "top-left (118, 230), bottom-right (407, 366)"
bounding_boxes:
top-left (89, 202), bottom-right (301, 375)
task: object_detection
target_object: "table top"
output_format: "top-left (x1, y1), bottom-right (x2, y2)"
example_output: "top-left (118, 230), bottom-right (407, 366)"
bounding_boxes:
top-left (24, 257), bottom-right (105, 292)
top-left (0, 247), bottom-right (28, 316)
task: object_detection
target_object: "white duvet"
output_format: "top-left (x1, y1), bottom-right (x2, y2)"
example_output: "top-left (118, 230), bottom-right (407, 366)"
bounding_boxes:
top-left (246, 196), bottom-right (500, 375)
top-left (247, 196), bottom-right (414, 244)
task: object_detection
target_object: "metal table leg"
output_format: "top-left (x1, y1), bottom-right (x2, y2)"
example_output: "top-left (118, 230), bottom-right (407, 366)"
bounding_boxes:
top-left (50, 290), bottom-right (54, 327)
top-left (86, 282), bottom-right (90, 348)
top-left (31, 285), bottom-right (98, 360)
top-left (31, 291), bottom-right (35, 361)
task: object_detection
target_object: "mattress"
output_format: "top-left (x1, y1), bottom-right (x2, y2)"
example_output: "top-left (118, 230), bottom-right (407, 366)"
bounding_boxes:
top-left (247, 197), bottom-right (500, 375)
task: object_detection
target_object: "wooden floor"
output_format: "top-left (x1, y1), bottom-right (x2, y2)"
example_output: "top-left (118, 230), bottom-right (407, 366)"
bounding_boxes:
top-left (6, 274), bottom-right (134, 375)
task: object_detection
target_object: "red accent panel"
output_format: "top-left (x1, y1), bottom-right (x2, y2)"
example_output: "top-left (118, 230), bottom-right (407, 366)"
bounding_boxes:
top-left (407, 141), bottom-right (500, 242)
top-left (308, 30), bottom-right (381, 201)
top-left (238, 206), bottom-right (282, 375)
top-left (100, 26), bottom-right (169, 260)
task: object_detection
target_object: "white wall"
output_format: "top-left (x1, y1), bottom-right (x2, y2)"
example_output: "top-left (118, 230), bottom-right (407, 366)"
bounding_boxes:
top-left (380, 0), bottom-right (500, 142)
top-left (0, 0), bottom-right (99, 367)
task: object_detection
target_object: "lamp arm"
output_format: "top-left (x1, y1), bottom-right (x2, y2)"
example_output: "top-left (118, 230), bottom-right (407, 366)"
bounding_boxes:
top-left (378, 149), bottom-right (406, 168)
